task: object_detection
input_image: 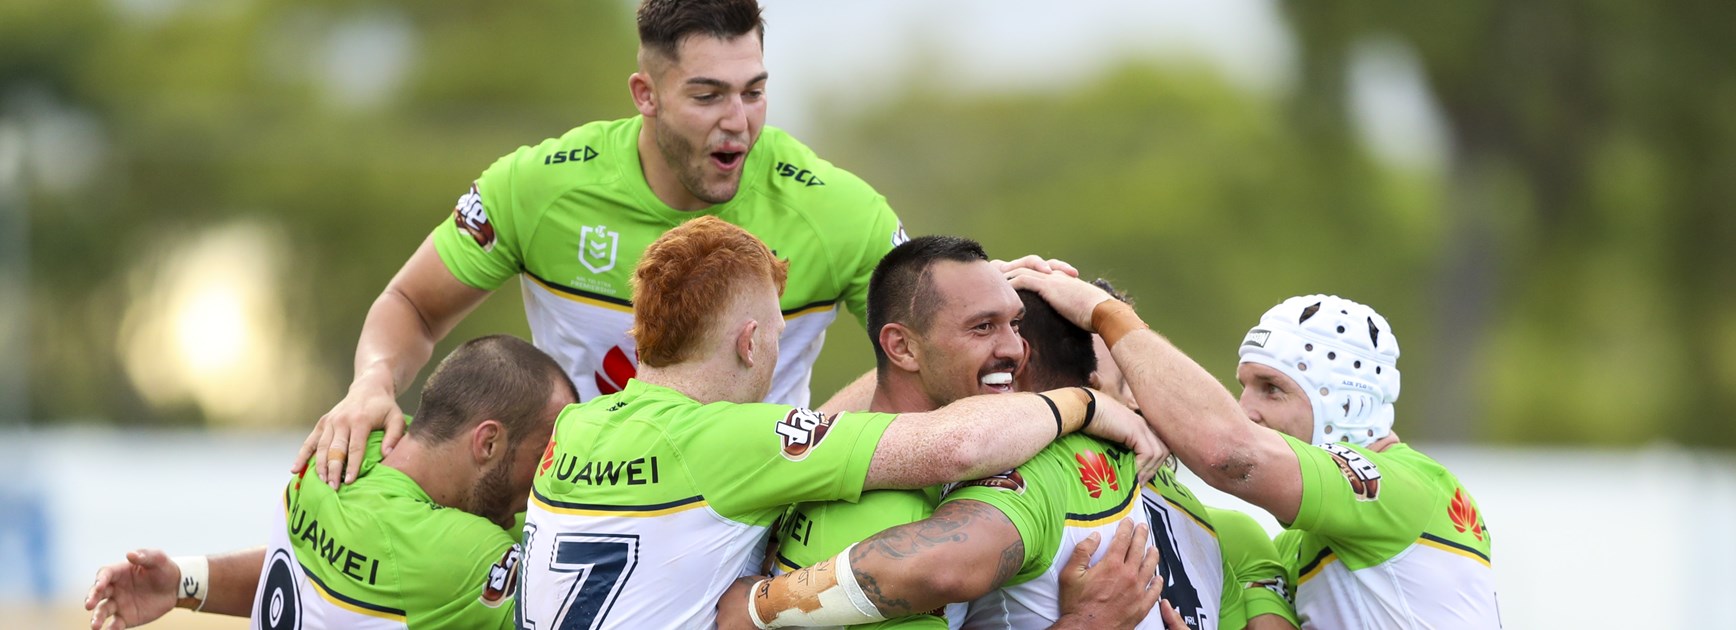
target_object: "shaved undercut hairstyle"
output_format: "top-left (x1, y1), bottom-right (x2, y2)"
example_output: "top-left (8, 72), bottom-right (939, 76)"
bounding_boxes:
top-left (410, 335), bottom-right (576, 445)
top-left (630, 216), bottom-right (789, 368)
top-left (865, 235), bottom-right (990, 370)
top-left (1017, 289), bottom-right (1095, 390)
top-left (637, 0), bottom-right (765, 65)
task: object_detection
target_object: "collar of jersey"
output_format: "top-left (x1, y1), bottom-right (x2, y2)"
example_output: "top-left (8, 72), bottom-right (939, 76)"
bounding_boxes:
top-left (619, 115), bottom-right (765, 227)
top-left (619, 377), bottom-right (701, 405)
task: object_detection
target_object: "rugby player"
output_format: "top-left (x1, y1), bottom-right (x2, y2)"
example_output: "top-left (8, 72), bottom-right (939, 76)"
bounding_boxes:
top-left (751, 238), bottom-right (1168, 630)
top-left (1078, 282), bottom-right (1299, 630)
top-left (1008, 272), bottom-right (1501, 628)
top-left (718, 285), bottom-right (1215, 630)
top-left (296, 0), bottom-right (909, 490)
top-left (519, 218), bottom-right (1161, 628)
top-left (85, 335), bottom-right (574, 629)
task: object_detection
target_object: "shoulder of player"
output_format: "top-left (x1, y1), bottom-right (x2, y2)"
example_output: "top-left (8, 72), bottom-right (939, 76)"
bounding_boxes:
top-left (482, 118), bottom-right (634, 215)
top-left (383, 505), bottom-right (517, 595)
top-left (748, 127), bottom-right (886, 215)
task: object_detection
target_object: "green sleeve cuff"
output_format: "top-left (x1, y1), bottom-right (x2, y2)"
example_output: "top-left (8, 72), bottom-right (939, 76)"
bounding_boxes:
top-left (1243, 586), bottom-right (1299, 625)
top-left (1280, 433), bottom-right (1325, 531)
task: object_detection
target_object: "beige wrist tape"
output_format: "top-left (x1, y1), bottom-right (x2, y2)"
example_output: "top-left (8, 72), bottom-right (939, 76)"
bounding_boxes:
top-left (172, 555), bottom-right (210, 612)
top-left (1039, 387), bottom-right (1093, 435)
top-left (751, 543), bottom-right (885, 628)
top-left (1092, 299), bottom-right (1148, 350)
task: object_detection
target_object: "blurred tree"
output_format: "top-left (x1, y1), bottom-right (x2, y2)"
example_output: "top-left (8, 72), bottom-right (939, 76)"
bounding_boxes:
top-left (806, 63), bottom-right (1452, 440)
top-left (5, 0), bottom-right (634, 425)
top-left (1280, 0), bottom-right (1736, 446)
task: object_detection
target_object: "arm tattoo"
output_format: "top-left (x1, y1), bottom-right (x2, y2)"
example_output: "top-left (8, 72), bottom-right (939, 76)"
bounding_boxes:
top-left (847, 499), bottom-right (1025, 617)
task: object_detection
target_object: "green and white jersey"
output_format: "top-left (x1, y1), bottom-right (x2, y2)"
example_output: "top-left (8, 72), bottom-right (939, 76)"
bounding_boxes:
top-left (1210, 507), bottom-right (1297, 630)
top-left (432, 116), bottom-right (905, 406)
top-left (253, 431), bottom-right (521, 630)
top-left (520, 379), bottom-right (896, 628)
top-left (774, 488), bottom-right (947, 629)
top-left (944, 436), bottom-right (1225, 630)
top-left (1274, 435), bottom-right (1499, 629)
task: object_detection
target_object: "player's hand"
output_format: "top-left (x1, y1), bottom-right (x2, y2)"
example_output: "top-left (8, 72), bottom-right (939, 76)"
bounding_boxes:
top-left (1080, 390), bottom-right (1169, 484)
top-left (715, 575), bottom-right (763, 630)
top-left (1005, 269), bottom-right (1114, 332)
top-left (993, 255), bottom-right (1080, 278)
top-left (291, 376), bottom-right (404, 490)
top-left (1056, 519), bottom-right (1163, 629)
top-left (85, 549), bottom-right (181, 630)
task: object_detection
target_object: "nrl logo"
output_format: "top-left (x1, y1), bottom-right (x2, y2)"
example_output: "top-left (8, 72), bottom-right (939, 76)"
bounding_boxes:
top-left (579, 224), bottom-right (619, 273)
top-left (776, 408), bottom-right (835, 461)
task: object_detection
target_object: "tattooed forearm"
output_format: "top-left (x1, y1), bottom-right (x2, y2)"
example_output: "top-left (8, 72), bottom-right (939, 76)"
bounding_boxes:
top-left (846, 499), bottom-right (1024, 617)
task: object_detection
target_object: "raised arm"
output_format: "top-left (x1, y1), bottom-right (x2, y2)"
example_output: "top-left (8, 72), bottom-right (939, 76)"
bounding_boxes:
top-left (85, 547), bottom-right (265, 628)
top-left (1007, 270), bottom-right (1303, 522)
top-left (291, 235), bottom-right (491, 488)
top-left (862, 388), bottom-right (1160, 490)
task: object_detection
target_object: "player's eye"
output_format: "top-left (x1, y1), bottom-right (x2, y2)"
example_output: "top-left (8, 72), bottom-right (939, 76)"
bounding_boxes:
top-left (694, 93), bottom-right (719, 103)
top-left (744, 89), bottom-right (765, 101)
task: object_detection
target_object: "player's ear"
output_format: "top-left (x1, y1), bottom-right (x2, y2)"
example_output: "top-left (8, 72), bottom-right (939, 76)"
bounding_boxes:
top-left (629, 71), bottom-right (657, 117)
top-left (735, 319), bottom-right (759, 367)
top-left (880, 323), bottom-right (921, 373)
top-left (472, 419), bottom-right (505, 463)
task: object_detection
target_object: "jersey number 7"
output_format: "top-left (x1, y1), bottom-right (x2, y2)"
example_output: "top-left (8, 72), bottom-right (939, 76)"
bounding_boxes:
top-left (517, 525), bottom-right (641, 630)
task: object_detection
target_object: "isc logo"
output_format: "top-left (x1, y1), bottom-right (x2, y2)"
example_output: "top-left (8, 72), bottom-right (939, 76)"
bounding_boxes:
top-left (774, 161), bottom-right (825, 187)
top-left (543, 146), bottom-right (599, 165)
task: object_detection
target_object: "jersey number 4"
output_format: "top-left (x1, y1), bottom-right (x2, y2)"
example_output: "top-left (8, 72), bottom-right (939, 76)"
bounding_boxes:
top-left (1141, 495), bottom-right (1209, 630)
top-left (517, 526), bottom-right (641, 630)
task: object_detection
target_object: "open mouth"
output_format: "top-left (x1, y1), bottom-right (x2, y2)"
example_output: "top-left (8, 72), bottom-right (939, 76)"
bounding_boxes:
top-left (980, 371), bottom-right (1014, 394)
top-left (710, 151), bottom-right (744, 170)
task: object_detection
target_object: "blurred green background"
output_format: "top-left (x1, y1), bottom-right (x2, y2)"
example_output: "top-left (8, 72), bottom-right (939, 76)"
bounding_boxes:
top-left (3, 0), bottom-right (1733, 449)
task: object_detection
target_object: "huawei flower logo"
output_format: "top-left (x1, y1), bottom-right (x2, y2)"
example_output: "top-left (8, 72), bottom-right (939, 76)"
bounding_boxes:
top-left (1449, 487), bottom-right (1484, 541)
top-left (1075, 450), bottom-right (1120, 499)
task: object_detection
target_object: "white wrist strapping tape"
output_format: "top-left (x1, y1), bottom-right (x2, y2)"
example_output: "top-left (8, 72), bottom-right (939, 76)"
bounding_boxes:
top-left (756, 544), bottom-right (886, 628)
top-left (171, 556), bottom-right (210, 612)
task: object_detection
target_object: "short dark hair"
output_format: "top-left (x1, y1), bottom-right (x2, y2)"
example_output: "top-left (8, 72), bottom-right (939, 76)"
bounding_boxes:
top-left (865, 235), bottom-right (989, 369)
top-left (1017, 289), bottom-right (1096, 390)
top-left (1091, 277), bottom-right (1133, 306)
top-left (637, 0), bottom-right (765, 63)
top-left (409, 335), bottom-right (576, 445)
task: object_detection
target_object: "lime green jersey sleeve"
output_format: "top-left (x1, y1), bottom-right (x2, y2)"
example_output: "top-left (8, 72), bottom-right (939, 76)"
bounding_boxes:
top-left (941, 437), bottom-right (1139, 586)
top-left (1209, 507), bottom-right (1296, 628)
top-left (395, 514), bottom-right (521, 630)
top-left (940, 468), bottom-right (1063, 587)
top-left (839, 200), bottom-right (904, 324)
top-left (683, 407), bottom-right (897, 520)
top-left (432, 149), bottom-right (529, 291)
top-left (1283, 434), bottom-right (1434, 567)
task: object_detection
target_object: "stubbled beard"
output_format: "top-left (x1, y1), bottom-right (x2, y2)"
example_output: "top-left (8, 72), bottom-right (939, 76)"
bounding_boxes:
top-left (654, 122), bottom-right (736, 206)
top-left (467, 449), bottom-right (517, 529)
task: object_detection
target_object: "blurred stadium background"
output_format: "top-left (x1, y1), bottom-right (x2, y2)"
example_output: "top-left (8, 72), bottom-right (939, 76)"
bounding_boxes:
top-left (3, 0), bottom-right (1732, 627)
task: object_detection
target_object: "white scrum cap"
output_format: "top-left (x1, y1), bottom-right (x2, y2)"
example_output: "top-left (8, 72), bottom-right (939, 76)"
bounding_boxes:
top-left (1237, 295), bottom-right (1400, 446)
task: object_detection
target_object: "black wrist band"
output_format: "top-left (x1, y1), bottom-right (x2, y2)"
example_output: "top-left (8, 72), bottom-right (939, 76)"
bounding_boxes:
top-left (1080, 388), bottom-right (1096, 429)
top-left (1036, 393), bottom-right (1063, 439)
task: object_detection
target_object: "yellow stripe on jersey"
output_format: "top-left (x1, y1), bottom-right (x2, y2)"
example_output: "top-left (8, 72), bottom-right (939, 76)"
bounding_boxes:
top-left (531, 493), bottom-right (711, 519)
top-left (1298, 551), bottom-right (1333, 586)
top-left (782, 302), bottom-right (835, 320)
top-left (1417, 535), bottom-right (1494, 568)
top-left (302, 573), bottom-right (407, 623)
top-left (1065, 491), bottom-right (1139, 528)
top-left (525, 274), bottom-right (635, 313)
